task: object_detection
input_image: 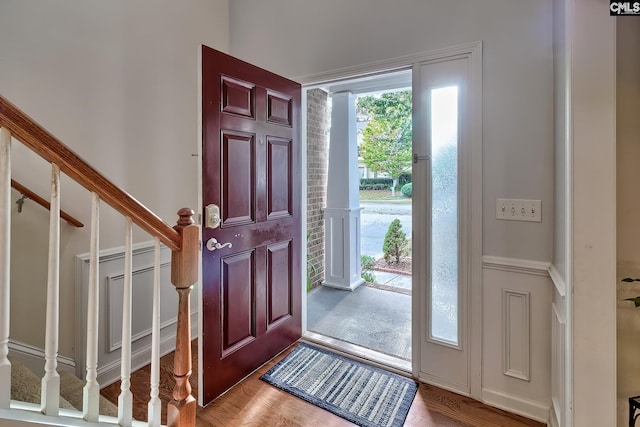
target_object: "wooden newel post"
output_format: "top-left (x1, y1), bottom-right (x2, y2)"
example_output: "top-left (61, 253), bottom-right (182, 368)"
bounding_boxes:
top-left (168, 208), bottom-right (198, 427)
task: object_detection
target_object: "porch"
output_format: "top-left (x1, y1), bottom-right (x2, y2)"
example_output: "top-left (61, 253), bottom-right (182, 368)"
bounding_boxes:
top-left (307, 273), bottom-right (412, 366)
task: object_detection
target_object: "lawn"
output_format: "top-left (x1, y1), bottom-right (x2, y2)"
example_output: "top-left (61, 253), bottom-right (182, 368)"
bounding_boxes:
top-left (359, 189), bottom-right (412, 202)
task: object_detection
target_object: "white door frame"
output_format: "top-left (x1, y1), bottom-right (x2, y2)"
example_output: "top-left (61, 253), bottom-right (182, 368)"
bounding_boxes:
top-left (297, 41), bottom-right (482, 398)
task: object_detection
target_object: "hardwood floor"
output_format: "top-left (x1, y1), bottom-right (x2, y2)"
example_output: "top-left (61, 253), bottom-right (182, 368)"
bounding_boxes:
top-left (101, 341), bottom-right (545, 427)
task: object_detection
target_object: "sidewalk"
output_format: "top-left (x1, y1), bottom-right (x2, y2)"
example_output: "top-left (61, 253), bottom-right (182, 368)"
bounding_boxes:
top-left (367, 270), bottom-right (411, 293)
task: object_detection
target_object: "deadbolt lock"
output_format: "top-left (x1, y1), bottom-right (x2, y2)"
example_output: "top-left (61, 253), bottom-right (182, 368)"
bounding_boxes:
top-left (205, 204), bottom-right (221, 229)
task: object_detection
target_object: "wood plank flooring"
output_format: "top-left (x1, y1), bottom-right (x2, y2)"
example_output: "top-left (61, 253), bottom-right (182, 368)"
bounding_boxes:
top-left (101, 341), bottom-right (545, 427)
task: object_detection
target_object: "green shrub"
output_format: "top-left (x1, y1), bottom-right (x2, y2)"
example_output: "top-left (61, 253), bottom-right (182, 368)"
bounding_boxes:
top-left (362, 271), bottom-right (376, 283)
top-left (401, 182), bottom-right (412, 198)
top-left (359, 183), bottom-right (389, 190)
top-left (306, 231), bottom-right (318, 292)
top-left (383, 219), bottom-right (409, 264)
top-left (361, 255), bottom-right (376, 283)
top-left (398, 171), bottom-right (412, 187)
top-left (361, 255), bottom-right (376, 271)
top-left (360, 178), bottom-right (394, 186)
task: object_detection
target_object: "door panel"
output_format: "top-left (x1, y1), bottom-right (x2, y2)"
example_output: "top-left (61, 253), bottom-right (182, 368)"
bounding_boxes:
top-left (201, 45), bottom-right (301, 404)
top-left (221, 131), bottom-right (255, 226)
top-left (220, 250), bottom-right (256, 356)
top-left (267, 240), bottom-right (293, 327)
top-left (267, 136), bottom-right (292, 219)
top-left (267, 91), bottom-right (293, 125)
top-left (221, 76), bottom-right (256, 118)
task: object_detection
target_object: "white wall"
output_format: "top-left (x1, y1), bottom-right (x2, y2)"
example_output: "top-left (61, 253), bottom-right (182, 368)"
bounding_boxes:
top-left (230, 0), bottom-right (554, 263)
top-left (0, 0), bottom-right (229, 358)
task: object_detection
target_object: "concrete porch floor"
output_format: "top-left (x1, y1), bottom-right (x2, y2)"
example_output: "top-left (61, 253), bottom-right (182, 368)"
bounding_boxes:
top-left (307, 272), bottom-right (412, 361)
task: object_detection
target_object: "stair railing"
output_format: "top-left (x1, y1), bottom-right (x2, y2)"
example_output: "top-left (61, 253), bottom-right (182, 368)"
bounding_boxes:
top-left (0, 94), bottom-right (197, 427)
top-left (11, 179), bottom-right (84, 227)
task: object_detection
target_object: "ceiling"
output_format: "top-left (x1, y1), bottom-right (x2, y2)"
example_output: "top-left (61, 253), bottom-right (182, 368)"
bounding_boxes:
top-left (320, 69), bottom-right (411, 96)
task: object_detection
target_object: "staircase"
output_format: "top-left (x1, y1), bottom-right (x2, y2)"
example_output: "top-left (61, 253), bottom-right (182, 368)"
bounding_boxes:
top-left (9, 357), bottom-right (119, 417)
top-left (0, 94), bottom-right (198, 427)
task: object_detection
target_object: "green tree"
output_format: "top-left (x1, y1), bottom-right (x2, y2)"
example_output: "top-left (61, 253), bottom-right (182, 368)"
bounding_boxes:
top-left (357, 91), bottom-right (412, 196)
top-left (383, 219), bottom-right (409, 264)
top-left (357, 91), bottom-right (412, 125)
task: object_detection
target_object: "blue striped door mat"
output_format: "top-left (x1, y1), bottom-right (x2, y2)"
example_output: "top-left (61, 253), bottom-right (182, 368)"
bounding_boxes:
top-left (260, 343), bottom-right (418, 427)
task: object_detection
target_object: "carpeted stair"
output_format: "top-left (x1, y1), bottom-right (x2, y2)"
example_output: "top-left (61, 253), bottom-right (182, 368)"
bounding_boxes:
top-left (9, 356), bottom-right (118, 417)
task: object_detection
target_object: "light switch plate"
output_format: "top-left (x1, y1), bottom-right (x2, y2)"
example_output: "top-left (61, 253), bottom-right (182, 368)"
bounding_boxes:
top-left (496, 199), bottom-right (542, 222)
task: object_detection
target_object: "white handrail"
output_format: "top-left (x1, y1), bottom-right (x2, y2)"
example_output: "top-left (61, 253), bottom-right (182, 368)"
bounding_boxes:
top-left (147, 237), bottom-right (162, 426)
top-left (41, 164), bottom-right (61, 416)
top-left (83, 192), bottom-right (100, 422)
top-left (118, 217), bottom-right (134, 426)
top-left (0, 127), bottom-right (11, 410)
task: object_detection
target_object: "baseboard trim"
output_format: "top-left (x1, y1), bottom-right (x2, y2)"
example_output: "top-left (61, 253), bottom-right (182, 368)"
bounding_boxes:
top-left (8, 340), bottom-right (75, 378)
top-left (419, 372), bottom-right (471, 398)
top-left (482, 387), bottom-right (549, 424)
top-left (482, 255), bottom-right (551, 277)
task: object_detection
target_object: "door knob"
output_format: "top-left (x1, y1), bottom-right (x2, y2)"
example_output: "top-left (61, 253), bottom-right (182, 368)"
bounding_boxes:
top-left (206, 237), bottom-right (232, 252)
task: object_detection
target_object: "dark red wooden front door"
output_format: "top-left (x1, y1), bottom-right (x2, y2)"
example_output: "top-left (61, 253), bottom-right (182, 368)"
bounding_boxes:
top-left (200, 46), bottom-right (301, 405)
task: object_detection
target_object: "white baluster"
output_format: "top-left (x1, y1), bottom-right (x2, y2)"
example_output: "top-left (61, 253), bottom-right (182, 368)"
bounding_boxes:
top-left (147, 237), bottom-right (161, 426)
top-left (118, 217), bottom-right (133, 426)
top-left (0, 128), bottom-right (11, 409)
top-left (41, 164), bottom-right (61, 416)
top-left (83, 192), bottom-right (100, 422)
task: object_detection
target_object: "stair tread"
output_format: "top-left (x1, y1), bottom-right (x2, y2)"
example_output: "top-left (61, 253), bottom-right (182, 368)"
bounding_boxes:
top-left (9, 356), bottom-right (118, 417)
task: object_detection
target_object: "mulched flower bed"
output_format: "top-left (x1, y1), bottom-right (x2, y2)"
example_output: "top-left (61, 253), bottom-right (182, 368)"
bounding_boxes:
top-left (373, 256), bottom-right (412, 275)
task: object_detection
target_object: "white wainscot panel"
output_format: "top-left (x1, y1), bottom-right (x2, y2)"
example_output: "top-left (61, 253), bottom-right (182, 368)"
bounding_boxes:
top-left (502, 289), bottom-right (530, 381)
top-left (482, 256), bottom-right (552, 423)
top-left (108, 261), bottom-right (174, 352)
top-left (75, 241), bottom-right (198, 387)
top-left (326, 214), bottom-right (344, 280)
